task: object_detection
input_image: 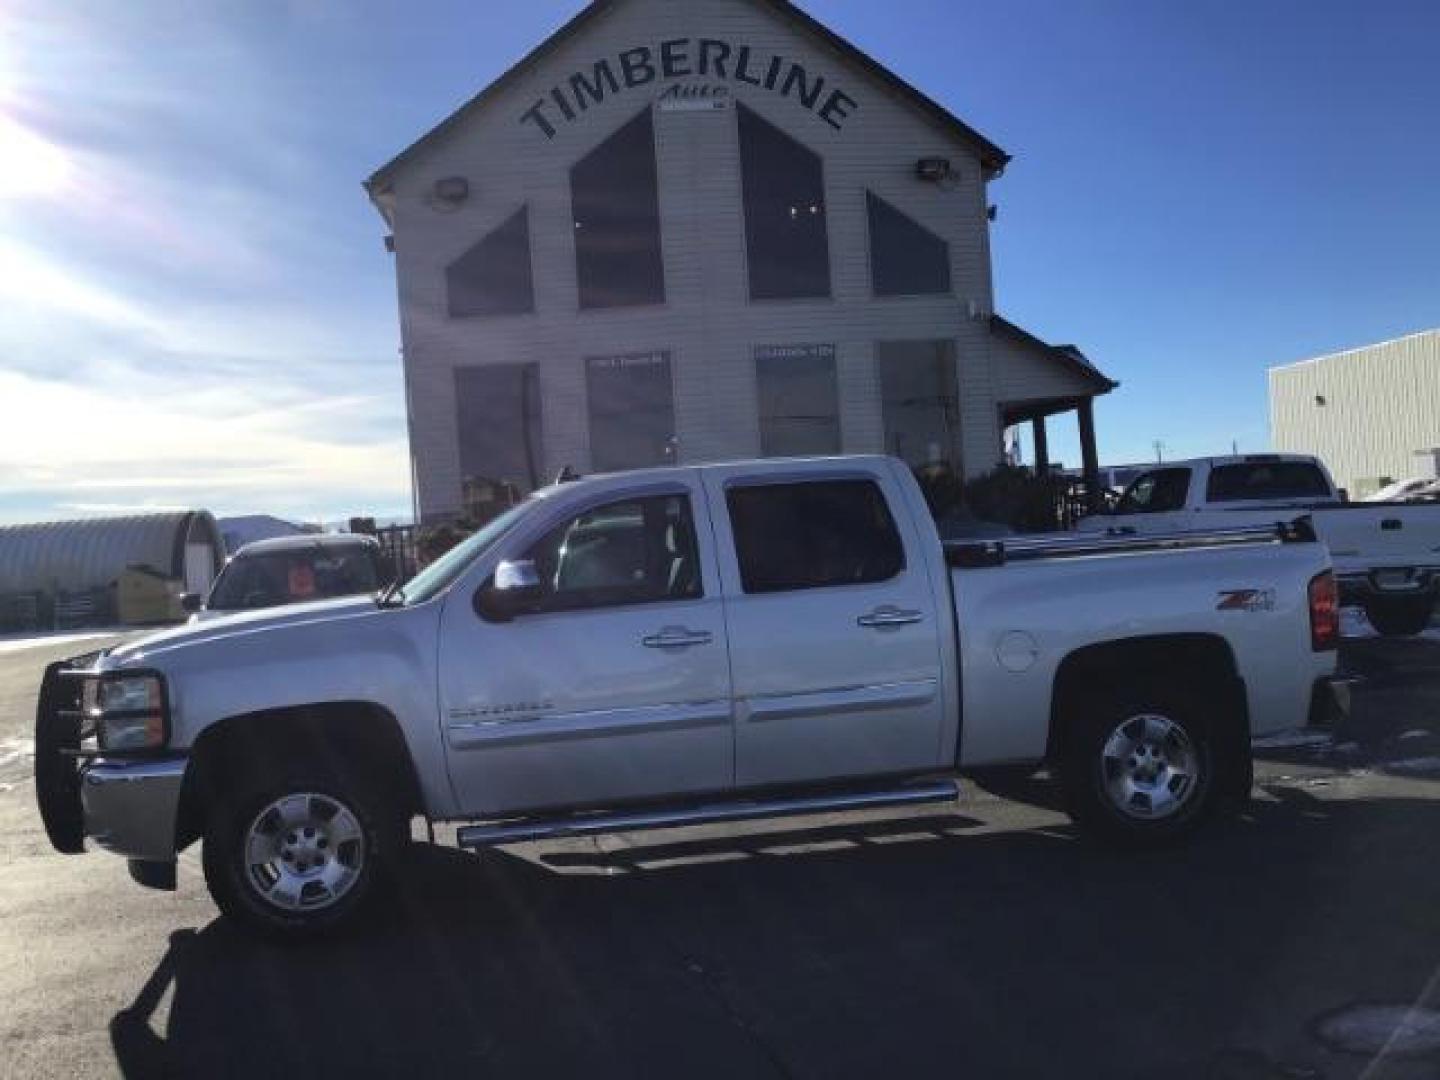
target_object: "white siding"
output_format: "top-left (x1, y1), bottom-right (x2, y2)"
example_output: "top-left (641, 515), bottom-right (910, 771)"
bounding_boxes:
top-left (992, 330), bottom-right (1099, 403)
top-left (386, 0), bottom-right (1006, 518)
top-left (1270, 329), bottom-right (1440, 496)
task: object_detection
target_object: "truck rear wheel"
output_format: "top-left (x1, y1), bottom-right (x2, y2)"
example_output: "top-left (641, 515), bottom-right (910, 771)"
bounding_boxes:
top-left (1364, 594), bottom-right (1435, 637)
top-left (1060, 685), bottom-right (1229, 845)
top-left (202, 771), bottom-right (398, 939)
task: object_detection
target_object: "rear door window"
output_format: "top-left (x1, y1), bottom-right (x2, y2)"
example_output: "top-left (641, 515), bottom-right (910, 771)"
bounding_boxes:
top-left (1115, 469), bottom-right (1192, 514)
top-left (1205, 462), bottom-right (1332, 502)
top-left (726, 479), bottom-right (905, 594)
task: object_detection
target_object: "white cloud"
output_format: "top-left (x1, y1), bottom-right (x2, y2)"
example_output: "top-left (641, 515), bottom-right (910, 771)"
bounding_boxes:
top-left (0, 365), bottom-right (410, 523)
top-left (0, 0), bottom-right (410, 525)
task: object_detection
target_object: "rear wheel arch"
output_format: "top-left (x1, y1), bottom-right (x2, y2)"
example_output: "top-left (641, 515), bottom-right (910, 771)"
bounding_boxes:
top-left (175, 701), bottom-right (423, 851)
top-left (1048, 634), bottom-right (1248, 759)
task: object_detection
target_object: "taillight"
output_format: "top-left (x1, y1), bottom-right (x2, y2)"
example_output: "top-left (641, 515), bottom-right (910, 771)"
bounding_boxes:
top-left (1309, 570), bottom-right (1339, 651)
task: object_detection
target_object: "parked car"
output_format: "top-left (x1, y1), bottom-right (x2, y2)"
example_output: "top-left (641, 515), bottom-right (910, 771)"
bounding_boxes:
top-left (186, 534), bottom-right (390, 621)
top-left (35, 455), bottom-right (1345, 937)
top-left (1079, 454), bottom-right (1440, 636)
top-left (1364, 477), bottom-right (1439, 503)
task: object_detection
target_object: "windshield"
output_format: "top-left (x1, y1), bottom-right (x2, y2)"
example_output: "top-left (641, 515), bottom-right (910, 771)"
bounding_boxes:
top-left (400, 498), bottom-right (539, 605)
top-left (208, 545), bottom-right (382, 611)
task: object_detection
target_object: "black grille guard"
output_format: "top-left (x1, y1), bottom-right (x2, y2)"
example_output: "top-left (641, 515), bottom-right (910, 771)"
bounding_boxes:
top-left (33, 652), bottom-right (103, 854)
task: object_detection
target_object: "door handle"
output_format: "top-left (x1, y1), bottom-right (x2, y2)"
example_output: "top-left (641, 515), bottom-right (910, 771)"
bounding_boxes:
top-left (857, 606), bottom-right (925, 629)
top-left (642, 627), bottom-right (714, 649)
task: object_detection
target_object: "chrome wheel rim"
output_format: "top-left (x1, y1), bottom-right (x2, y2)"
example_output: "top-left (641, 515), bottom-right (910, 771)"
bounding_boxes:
top-left (1100, 714), bottom-right (1200, 820)
top-left (243, 793), bottom-right (365, 913)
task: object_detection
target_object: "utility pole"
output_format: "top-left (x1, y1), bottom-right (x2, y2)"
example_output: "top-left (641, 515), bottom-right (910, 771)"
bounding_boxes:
top-left (1232, 439), bottom-right (1239, 456)
top-left (1153, 440), bottom-right (1165, 463)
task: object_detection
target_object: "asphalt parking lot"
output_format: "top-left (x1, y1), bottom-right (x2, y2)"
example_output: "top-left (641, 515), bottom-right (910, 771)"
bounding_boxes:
top-left (4, 626), bottom-right (1440, 1079)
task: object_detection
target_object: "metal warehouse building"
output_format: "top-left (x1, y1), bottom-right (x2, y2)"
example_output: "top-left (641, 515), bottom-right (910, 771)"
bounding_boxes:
top-left (1270, 329), bottom-right (1440, 498)
top-left (0, 512), bottom-right (224, 629)
top-left (366, 0), bottom-right (1117, 523)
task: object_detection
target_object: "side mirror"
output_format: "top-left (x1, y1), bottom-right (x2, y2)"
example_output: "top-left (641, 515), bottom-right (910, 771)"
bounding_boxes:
top-left (474, 559), bottom-right (544, 622)
top-left (180, 592), bottom-right (204, 613)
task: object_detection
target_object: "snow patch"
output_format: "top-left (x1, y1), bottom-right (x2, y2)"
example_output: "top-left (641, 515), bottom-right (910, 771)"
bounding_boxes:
top-left (1253, 730), bottom-right (1333, 750)
top-left (0, 630), bottom-right (118, 654)
top-left (1382, 757), bottom-right (1440, 775)
top-left (0, 738), bottom-right (33, 768)
top-left (1314, 1004), bottom-right (1440, 1057)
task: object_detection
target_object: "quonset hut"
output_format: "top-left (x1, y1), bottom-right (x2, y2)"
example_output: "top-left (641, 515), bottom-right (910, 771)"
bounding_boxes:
top-left (0, 512), bottom-right (225, 630)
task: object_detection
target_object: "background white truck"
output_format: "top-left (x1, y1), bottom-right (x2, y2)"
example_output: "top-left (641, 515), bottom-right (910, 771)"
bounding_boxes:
top-left (1082, 453), bottom-right (1440, 636)
top-left (36, 456), bottom-right (1345, 937)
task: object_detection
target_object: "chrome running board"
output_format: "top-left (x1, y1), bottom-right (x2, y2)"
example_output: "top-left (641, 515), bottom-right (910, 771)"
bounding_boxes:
top-left (456, 778), bottom-right (959, 848)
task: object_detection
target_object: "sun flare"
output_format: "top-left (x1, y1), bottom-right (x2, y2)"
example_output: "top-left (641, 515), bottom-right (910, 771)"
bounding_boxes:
top-left (0, 112), bottom-right (71, 199)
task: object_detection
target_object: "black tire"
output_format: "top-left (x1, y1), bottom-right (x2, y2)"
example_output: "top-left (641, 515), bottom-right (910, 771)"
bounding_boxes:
top-left (202, 770), bottom-right (399, 940)
top-left (1060, 683), bottom-right (1234, 846)
top-left (1364, 594), bottom-right (1435, 637)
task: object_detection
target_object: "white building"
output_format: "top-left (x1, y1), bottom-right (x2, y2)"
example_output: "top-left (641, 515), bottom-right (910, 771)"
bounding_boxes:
top-left (1270, 329), bottom-right (1440, 498)
top-left (366, 0), bottom-right (1117, 522)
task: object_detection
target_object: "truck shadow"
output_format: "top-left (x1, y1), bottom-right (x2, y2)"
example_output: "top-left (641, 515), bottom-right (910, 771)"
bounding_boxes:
top-left (110, 790), bottom-right (1440, 1080)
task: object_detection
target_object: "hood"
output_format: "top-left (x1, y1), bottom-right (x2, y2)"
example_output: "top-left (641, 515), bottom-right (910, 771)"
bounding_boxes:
top-left (104, 594), bottom-right (380, 666)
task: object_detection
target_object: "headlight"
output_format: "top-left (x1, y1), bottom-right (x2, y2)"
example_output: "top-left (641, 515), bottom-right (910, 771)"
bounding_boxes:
top-left (84, 673), bottom-right (169, 752)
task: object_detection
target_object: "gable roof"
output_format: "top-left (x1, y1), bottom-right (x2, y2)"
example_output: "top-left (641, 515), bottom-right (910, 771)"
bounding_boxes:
top-left (991, 314), bottom-right (1119, 395)
top-left (364, 0), bottom-right (1010, 200)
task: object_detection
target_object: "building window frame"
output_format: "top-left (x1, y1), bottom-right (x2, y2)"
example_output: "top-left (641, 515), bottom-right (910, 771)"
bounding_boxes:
top-left (445, 204), bottom-right (537, 319)
top-left (584, 349), bottom-right (679, 472)
top-left (569, 106), bottom-right (667, 312)
top-left (734, 102), bottom-right (834, 304)
top-left (754, 343), bottom-right (842, 457)
top-left (864, 190), bottom-right (953, 299)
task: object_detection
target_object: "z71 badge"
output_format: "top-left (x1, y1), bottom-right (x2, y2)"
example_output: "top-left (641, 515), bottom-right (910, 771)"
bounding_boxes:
top-left (1216, 589), bottom-right (1277, 612)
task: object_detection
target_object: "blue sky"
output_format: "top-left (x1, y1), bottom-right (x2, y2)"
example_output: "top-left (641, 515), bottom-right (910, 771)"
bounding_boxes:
top-left (1, 0), bottom-right (1436, 523)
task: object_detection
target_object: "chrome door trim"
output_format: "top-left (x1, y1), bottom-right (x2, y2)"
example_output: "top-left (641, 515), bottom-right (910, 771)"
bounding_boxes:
top-left (641, 627), bottom-right (714, 649)
top-left (447, 699), bottom-right (732, 750)
top-left (741, 678), bottom-right (938, 724)
top-left (857, 606), bottom-right (925, 629)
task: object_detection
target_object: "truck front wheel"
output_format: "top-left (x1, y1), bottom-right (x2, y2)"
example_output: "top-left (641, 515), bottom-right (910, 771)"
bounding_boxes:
top-left (1363, 594), bottom-right (1435, 637)
top-left (202, 772), bottom-right (398, 939)
top-left (1060, 686), bottom-right (1230, 845)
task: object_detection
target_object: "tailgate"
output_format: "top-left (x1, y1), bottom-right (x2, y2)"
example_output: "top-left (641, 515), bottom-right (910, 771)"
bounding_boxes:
top-left (1315, 504), bottom-right (1440, 575)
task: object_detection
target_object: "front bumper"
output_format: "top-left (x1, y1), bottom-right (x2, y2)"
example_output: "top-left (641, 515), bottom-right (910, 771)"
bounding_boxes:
top-left (80, 757), bottom-right (187, 862)
top-left (34, 657), bottom-right (185, 863)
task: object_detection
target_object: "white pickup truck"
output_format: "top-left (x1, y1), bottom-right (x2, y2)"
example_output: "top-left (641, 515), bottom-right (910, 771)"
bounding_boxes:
top-left (35, 456), bottom-right (1347, 937)
top-left (1081, 454), bottom-right (1440, 636)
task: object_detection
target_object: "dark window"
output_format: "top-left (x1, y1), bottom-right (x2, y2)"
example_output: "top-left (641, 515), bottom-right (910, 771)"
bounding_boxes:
top-left (738, 104), bottom-right (831, 300)
top-left (1116, 469), bottom-right (1192, 514)
top-left (446, 206), bottom-right (534, 317)
top-left (867, 191), bottom-right (951, 297)
top-left (455, 364), bottom-right (544, 493)
top-left (1205, 462), bottom-right (1333, 502)
top-left (571, 108), bottom-right (665, 309)
top-left (756, 345), bottom-right (840, 456)
top-left (586, 351), bottom-right (676, 471)
top-left (522, 494), bottom-right (701, 612)
top-left (727, 480), bottom-right (904, 594)
top-left (877, 340), bottom-right (961, 470)
top-left (207, 546), bottom-right (383, 612)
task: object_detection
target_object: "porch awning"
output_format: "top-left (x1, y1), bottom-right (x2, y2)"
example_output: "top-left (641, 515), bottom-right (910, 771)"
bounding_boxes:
top-left (991, 315), bottom-right (1117, 414)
